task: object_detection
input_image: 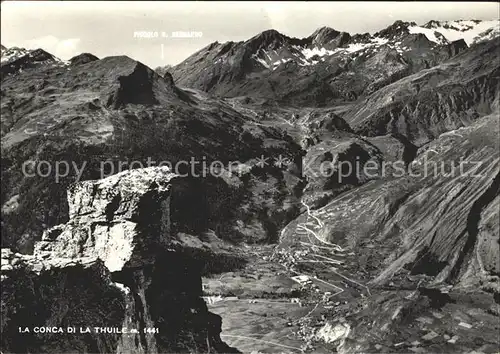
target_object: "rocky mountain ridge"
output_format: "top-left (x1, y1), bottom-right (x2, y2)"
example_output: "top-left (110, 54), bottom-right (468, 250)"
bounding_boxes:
top-left (1, 166), bottom-right (240, 353)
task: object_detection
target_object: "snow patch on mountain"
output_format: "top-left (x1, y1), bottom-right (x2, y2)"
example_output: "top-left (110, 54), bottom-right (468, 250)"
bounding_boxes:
top-left (344, 42), bottom-right (370, 53)
top-left (408, 26), bottom-right (448, 44)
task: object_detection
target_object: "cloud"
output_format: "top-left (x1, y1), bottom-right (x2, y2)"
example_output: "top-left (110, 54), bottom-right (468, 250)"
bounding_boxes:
top-left (24, 35), bottom-right (80, 60)
top-left (264, 3), bottom-right (289, 31)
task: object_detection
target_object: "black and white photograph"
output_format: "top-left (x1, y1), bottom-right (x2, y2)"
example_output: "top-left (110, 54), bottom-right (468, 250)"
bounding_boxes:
top-left (1, 1), bottom-right (499, 353)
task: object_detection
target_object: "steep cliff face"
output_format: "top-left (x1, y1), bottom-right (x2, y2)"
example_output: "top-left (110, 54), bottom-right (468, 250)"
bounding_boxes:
top-left (1, 166), bottom-right (239, 353)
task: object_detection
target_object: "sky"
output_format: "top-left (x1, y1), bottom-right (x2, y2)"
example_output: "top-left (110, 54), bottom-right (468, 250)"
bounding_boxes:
top-left (1, 1), bottom-right (498, 68)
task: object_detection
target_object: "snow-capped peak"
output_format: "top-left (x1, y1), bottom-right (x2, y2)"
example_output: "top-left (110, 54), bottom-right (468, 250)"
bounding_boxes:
top-left (1, 46), bottom-right (31, 64)
top-left (310, 27), bottom-right (341, 44)
top-left (409, 19), bottom-right (499, 45)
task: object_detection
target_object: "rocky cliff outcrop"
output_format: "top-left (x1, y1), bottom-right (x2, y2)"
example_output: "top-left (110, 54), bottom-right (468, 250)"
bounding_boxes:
top-left (1, 166), bottom-right (239, 353)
